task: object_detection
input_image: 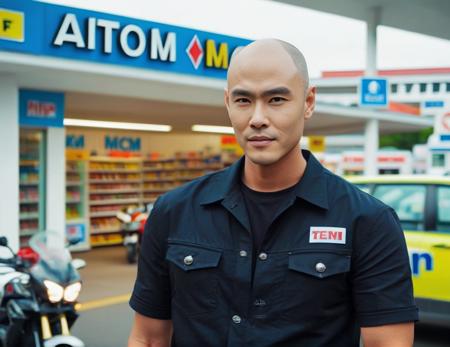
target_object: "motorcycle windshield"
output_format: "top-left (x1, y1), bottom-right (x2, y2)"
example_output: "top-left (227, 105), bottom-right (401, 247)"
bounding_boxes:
top-left (28, 231), bottom-right (79, 284)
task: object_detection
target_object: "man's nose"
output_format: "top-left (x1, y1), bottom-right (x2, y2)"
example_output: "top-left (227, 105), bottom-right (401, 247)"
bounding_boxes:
top-left (249, 103), bottom-right (269, 129)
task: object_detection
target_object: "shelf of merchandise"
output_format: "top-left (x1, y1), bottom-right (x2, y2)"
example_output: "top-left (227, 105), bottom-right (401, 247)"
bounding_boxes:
top-left (19, 129), bottom-right (46, 246)
top-left (88, 157), bottom-right (143, 247)
top-left (141, 153), bottom-right (223, 204)
top-left (66, 159), bottom-right (90, 252)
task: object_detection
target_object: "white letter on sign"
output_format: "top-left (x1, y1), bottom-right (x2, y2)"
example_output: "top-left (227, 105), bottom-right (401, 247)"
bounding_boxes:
top-left (53, 13), bottom-right (85, 48)
top-left (87, 17), bottom-right (96, 50)
top-left (150, 29), bottom-right (176, 62)
top-left (97, 19), bottom-right (120, 54)
top-left (120, 24), bottom-right (146, 57)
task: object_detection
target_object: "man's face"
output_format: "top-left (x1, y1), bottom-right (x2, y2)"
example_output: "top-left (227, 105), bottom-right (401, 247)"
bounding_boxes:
top-left (225, 42), bottom-right (315, 166)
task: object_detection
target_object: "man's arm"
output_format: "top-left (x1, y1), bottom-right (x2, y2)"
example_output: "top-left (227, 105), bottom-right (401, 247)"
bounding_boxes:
top-left (128, 313), bottom-right (172, 347)
top-left (361, 322), bottom-right (414, 347)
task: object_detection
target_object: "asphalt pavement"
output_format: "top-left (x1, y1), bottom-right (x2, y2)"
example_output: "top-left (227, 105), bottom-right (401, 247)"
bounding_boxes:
top-left (71, 246), bottom-right (450, 347)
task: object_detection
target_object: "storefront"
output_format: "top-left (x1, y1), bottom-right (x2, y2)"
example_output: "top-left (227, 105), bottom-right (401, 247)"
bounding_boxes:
top-left (0, 0), bottom-right (250, 250)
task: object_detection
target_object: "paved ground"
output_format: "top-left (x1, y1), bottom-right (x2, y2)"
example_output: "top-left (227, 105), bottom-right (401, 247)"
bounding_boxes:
top-left (70, 246), bottom-right (450, 347)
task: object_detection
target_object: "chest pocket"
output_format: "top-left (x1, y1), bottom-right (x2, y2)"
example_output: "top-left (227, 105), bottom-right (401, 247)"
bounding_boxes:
top-left (282, 251), bottom-right (351, 321)
top-left (166, 242), bottom-right (222, 316)
top-left (288, 251), bottom-right (351, 278)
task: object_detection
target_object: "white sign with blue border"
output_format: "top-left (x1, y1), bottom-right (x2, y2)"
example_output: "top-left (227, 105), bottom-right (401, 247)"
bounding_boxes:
top-left (19, 89), bottom-right (65, 128)
top-left (359, 77), bottom-right (388, 108)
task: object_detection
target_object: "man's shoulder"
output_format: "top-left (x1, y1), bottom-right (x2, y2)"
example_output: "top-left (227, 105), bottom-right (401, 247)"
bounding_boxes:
top-left (323, 169), bottom-right (389, 216)
top-left (156, 168), bottom-right (228, 210)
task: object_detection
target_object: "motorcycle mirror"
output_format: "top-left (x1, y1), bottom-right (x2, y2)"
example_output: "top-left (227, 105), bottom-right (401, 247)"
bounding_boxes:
top-left (0, 237), bottom-right (8, 247)
top-left (71, 258), bottom-right (87, 270)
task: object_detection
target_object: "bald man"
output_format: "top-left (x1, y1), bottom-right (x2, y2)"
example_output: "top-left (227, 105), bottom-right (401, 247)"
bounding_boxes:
top-left (128, 39), bottom-right (417, 347)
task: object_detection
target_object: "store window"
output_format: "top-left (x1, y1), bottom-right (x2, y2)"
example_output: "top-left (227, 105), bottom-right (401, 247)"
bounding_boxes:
top-left (446, 82), bottom-right (450, 92)
top-left (432, 82), bottom-right (440, 93)
top-left (379, 168), bottom-right (400, 175)
top-left (373, 184), bottom-right (426, 231)
top-left (390, 84), bottom-right (398, 93)
top-left (432, 153), bottom-right (445, 168)
top-left (405, 83), bottom-right (413, 93)
top-left (437, 186), bottom-right (450, 233)
top-left (419, 83), bottom-right (427, 93)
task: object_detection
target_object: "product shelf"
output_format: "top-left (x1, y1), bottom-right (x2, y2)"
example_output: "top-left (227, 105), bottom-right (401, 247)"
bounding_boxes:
top-left (91, 227), bottom-right (122, 235)
top-left (90, 211), bottom-right (119, 218)
top-left (90, 189), bottom-right (139, 194)
top-left (19, 214), bottom-right (39, 220)
top-left (89, 198), bottom-right (141, 206)
top-left (89, 179), bottom-right (142, 184)
top-left (20, 199), bottom-right (39, 204)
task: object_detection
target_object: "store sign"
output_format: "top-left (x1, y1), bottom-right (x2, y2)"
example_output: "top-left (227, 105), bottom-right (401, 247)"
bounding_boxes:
top-left (66, 223), bottom-right (87, 244)
top-left (66, 135), bottom-right (85, 149)
top-left (0, 8), bottom-right (24, 42)
top-left (0, 0), bottom-right (251, 79)
top-left (308, 136), bottom-right (325, 153)
top-left (105, 136), bottom-right (141, 151)
top-left (359, 77), bottom-right (388, 108)
top-left (19, 89), bottom-right (65, 128)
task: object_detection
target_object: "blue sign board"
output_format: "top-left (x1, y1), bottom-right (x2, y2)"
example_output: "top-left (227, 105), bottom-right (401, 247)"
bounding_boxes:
top-left (0, 0), bottom-right (251, 80)
top-left (424, 100), bottom-right (445, 108)
top-left (19, 89), bottom-right (65, 127)
top-left (359, 77), bottom-right (388, 107)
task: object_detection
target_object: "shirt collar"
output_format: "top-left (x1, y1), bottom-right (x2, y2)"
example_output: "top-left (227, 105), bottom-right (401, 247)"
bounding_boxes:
top-left (200, 149), bottom-right (329, 210)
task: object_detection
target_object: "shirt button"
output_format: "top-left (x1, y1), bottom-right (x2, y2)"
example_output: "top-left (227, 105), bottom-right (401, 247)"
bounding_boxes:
top-left (239, 250), bottom-right (248, 257)
top-left (232, 315), bottom-right (241, 324)
top-left (254, 299), bottom-right (266, 307)
top-left (183, 255), bottom-right (194, 266)
top-left (258, 252), bottom-right (268, 261)
top-left (315, 262), bottom-right (326, 273)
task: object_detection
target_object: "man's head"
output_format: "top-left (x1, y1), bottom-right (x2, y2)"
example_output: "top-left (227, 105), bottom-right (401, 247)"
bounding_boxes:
top-left (225, 39), bottom-right (315, 166)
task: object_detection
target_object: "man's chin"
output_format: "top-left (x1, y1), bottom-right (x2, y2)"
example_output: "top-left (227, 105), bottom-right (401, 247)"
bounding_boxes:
top-left (245, 152), bottom-right (279, 166)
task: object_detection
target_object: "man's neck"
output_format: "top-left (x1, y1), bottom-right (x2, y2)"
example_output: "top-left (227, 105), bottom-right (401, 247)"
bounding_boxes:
top-left (242, 146), bottom-right (306, 192)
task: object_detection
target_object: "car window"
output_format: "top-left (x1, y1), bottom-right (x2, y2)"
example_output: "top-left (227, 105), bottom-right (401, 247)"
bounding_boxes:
top-left (373, 184), bottom-right (426, 231)
top-left (437, 186), bottom-right (450, 233)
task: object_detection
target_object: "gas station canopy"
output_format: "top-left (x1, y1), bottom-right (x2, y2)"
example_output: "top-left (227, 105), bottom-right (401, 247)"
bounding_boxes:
top-left (273, 0), bottom-right (450, 41)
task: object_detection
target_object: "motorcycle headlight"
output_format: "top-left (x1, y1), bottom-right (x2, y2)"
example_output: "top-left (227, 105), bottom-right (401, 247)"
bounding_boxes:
top-left (64, 282), bottom-right (82, 302)
top-left (43, 280), bottom-right (64, 303)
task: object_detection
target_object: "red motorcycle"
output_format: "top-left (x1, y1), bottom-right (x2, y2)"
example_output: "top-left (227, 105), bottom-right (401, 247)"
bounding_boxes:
top-left (116, 204), bottom-right (152, 263)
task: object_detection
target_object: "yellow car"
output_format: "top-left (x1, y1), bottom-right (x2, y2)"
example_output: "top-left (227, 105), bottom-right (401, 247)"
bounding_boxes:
top-left (348, 176), bottom-right (450, 325)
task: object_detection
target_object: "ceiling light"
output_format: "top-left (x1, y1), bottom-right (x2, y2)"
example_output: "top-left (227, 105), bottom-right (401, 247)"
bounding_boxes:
top-left (191, 125), bottom-right (234, 134)
top-left (64, 118), bottom-right (172, 132)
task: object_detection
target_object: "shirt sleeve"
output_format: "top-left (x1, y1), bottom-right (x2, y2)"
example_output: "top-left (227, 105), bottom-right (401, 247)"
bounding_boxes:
top-left (351, 207), bottom-right (419, 327)
top-left (129, 196), bottom-right (171, 319)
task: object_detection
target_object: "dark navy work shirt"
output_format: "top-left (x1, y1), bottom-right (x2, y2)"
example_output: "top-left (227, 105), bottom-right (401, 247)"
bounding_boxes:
top-left (130, 150), bottom-right (418, 347)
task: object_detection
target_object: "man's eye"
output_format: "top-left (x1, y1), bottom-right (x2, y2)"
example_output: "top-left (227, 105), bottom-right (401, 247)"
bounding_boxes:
top-left (270, 97), bottom-right (286, 103)
top-left (235, 98), bottom-right (250, 104)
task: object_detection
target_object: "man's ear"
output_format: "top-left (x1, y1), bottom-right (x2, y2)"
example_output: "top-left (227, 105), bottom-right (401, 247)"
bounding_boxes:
top-left (304, 86), bottom-right (316, 120)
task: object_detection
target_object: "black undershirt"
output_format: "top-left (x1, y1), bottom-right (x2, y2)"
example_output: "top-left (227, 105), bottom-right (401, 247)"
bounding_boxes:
top-left (240, 182), bottom-right (297, 254)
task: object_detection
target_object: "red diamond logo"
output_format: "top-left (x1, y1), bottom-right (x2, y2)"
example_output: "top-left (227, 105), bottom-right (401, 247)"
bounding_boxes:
top-left (186, 35), bottom-right (203, 70)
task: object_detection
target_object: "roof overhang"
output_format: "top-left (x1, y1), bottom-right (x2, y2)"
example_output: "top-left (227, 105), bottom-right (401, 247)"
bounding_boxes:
top-left (273, 0), bottom-right (450, 41)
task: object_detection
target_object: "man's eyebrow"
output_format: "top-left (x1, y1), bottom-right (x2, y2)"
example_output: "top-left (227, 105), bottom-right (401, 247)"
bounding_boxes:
top-left (261, 87), bottom-right (292, 98)
top-left (230, 87), bottom-right (292, 99)
top-left (230, 88), bottom-right (254, 99)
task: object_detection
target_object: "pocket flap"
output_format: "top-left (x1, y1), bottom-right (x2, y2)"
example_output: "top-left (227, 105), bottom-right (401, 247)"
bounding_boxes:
top-left (166, 243), bottom-right (222, 272)
top-left (288, 252), bottom-right (351, 278)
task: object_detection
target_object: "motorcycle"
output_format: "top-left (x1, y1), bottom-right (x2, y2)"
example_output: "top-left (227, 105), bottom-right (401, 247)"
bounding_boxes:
top-left (0, 231), bottom-right (86, 347)
top-left (116, 203), bottom-right (153, 264)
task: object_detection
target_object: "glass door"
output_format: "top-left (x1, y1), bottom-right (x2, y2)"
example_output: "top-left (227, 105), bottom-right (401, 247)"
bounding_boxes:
top-left (19, 128), bottom-right (46, 246)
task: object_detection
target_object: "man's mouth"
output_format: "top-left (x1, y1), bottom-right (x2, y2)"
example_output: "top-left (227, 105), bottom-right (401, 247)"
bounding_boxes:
top-left (247, 136), bottom-right (274, 147)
